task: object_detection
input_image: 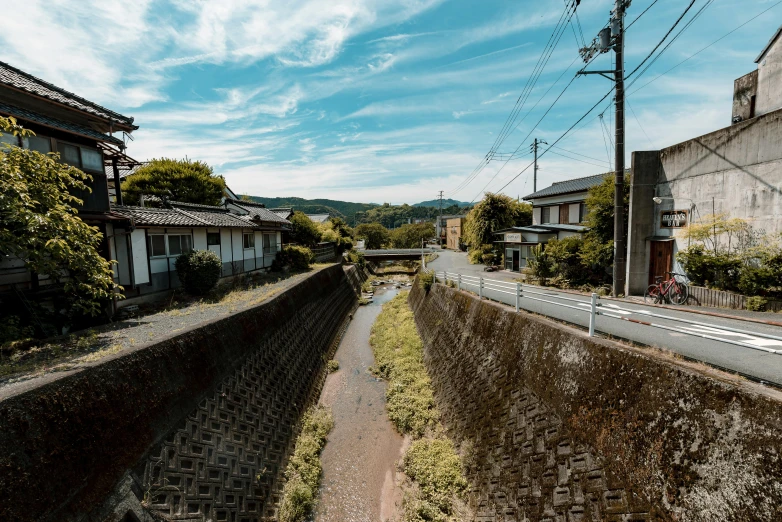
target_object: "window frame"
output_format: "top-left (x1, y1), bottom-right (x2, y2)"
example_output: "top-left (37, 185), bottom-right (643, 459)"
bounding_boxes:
top-left (207, 232), bottom-right (221, 246)
top-left (263, 233), bottom-right (277, 255)
top-left (541, 206), bottom-right (551, 224)
top-left (243, 232), bottom-right (255, 250)
top-left (147, 232), bottom-right (193, 258)
top-left (53, 138), bottom-right (105, 174)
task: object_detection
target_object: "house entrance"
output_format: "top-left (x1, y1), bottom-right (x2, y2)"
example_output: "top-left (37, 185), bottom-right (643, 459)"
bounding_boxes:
top-left (512, 250), bottom-right (520, 272)
top-left (649, 240), bottom-right (673, 285)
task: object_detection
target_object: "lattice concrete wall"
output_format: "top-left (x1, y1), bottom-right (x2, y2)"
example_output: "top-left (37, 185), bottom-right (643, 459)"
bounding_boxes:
top-left (140, 290), bottom-right (353, 522)
top-left (408, 281), bottom-right (782, 522)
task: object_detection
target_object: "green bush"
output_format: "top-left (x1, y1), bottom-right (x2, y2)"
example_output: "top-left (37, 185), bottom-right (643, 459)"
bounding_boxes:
top-left (274, 245), bottom-right (315, 271)
top-left (327, 359), bottom-right (340, 373)
top-left (746, 296), bottom-right (768, 312)
top-left (481, 253), bottom-right (495, 265)
top-left (277, 406), bottom-right (334, 522)
top-left (419, 271), bottom-right (435, 292)
top-left (738, 266), bottom-right (775, 296)
top-left (677, 245), bottom-right (742, 290)
top-left (345, 249), bottom-right (366, 269)
top-left (527, 244), bottom-right (554, 284)
top-left (403, 438), bottom-right (468, 511)
top-left (175, 250), bottom-right (221, 295)
top-left (0, 315), bottom-right (35, 346)
top-left (468, 244), bottom-right (493, 265)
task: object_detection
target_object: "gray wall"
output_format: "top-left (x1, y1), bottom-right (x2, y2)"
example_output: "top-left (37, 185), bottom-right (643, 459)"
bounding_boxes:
top-left (626, 107), bottom-right (782, 294)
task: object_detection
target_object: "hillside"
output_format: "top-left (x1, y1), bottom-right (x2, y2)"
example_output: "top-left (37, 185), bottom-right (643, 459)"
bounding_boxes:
top-left (413, 198), bottom-right (471, 208)
top-left (241, 196), bottom-right (379, 220)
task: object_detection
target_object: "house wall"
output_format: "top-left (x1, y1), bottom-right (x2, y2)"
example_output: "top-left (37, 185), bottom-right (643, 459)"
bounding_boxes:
top-left (626, 107), bottom-right (782, 295)
top-left (732, 70), bottom-right (758, 122)
top-left (756, 34), bottom-right (782, 116)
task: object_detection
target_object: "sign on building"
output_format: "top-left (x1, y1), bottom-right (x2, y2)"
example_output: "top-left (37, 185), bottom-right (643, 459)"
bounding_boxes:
top-left (505, 233), bottom-right (522, 242)
top-left (660, 209), bottom-right (688, 228)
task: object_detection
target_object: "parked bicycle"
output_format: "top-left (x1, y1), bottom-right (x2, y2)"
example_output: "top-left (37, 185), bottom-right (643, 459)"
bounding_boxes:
top-left (644, 272), bottom-right (689, 305)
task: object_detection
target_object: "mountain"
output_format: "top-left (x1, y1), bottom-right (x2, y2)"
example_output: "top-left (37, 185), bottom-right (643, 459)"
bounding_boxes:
top-left (240, 196), bottom-right (380, 220)
top-left (413, 198), bottom-right (472, 208)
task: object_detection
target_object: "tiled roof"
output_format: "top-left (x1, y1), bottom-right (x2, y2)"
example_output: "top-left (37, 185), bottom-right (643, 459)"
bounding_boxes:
top-left (225, 197), bottom-right (266, 208)
top-left (0, 61), bottom-right (136, 127)
top-left (170, 200), bottom-right (230, 212)
top-left (0, 101), bottom-right (124, 145)
top-left (113, 206), bottom-right (256, 228)
top-left (523, 173), bottom-right (610, 200)
top-left (305, 213), bottom-right (331, 223)
top-left (225, 200), bottom-right (292, 225)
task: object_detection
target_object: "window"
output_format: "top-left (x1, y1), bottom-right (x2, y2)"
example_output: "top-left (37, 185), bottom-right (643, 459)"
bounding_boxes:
top-left (148, 233), bottom-right (192, 257)
top-left (579, 203), bottom-right (588, 223)
top-left (81, 148), bottom-right (103, 172)
top-left (243, 233), bottom-right (255, 249)
top-left (263, 233), bottom-right (277, 254)
top-left (24, 135), bottom-right (51, 154)
top-left (207, 232), bottom-right (221, 246)
top-left (0, 133), bottom-right (19, 148)
top-left (58, 143), bottom-right (81, 167)
top-left (148, 235), bottom-right (166, 257)
top-left (168, 234), bottom-right (192, 256)
top-left (541, 206), bottom-right (551, 224)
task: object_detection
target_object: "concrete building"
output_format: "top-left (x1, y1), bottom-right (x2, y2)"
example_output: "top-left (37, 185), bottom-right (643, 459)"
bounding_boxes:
top-left (626, 25), bottom-right (782, 295)
top-left (445, 217), bottom-right (465, 250)
top-left (493, 174), bottom-right (607, 271)
top-left (435, 214), bottom-right (467, 244)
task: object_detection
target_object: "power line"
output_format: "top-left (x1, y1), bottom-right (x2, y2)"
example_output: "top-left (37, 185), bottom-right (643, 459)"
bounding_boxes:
top-left (550, 145), bottom-right (611, 165)
top-left (626, 98), bottom-right (654, 148)
top-left (624, 0), bottom-right (697, 81)
top-left (627, 0), bottom-right (782, 96)
top-left (624, 0), bottom-right (660, 32)
top-left (546, 149), bottom-right (610, 168)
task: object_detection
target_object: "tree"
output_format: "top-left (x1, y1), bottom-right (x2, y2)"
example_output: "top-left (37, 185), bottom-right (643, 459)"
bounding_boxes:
top-left (290, 211), bottom-right (322, 247)
top-left (463, 193), bottom-right (532, 249)
top-left (0, 116), bottom-right (119, 317)
top-left (579, 173), bottom-right (630, 278)
top-left (354, 223), bottom-right (390, 249)
top-left (121, 158), bottom-right (225, 206)
top-left (389, 223), bottom-right (435, 249)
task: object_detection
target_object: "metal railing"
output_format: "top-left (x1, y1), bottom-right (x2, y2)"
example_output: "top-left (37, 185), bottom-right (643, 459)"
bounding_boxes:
top-left (434, 271), bottom-right (782, 355)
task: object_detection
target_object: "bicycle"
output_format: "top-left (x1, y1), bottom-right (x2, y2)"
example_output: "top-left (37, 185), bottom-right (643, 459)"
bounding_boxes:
top-left (644, 271), bottom-right (689, 305)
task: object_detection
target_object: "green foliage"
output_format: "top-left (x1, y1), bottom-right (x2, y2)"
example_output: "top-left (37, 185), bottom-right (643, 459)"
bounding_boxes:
top-left (0, 116), bottom-right (121, 317)
top-left (526, 244), bottom-right (553, 284)
top-left (327, 359), bottom-right (340, 373)
top-left (240, 195), bottom-right (377, 221)
top-left (121, 158), bottom-right (225, 206)
top-left (359, 202), bottom-right (466, 229)
top-left (274, 245), bottom-right (315, 271)
top-left (370, 294), bottom-right (439, 436)
top-left (463, 193), bottom-right (532, 249)
top-left (390, 222), bottom-right (436, 249)
top-left (289, 211), bottom-right (322, 247)
top-left (345, 249), bottom-right (366, 268)
top-left (403, 438), bottom-right (468, 512)
top-left (354, 223), bottom-right (390, 249)
top-left (583, 173), bottom-right (629, 244)
top-left (419, 271), bottom-right (435, 292)
top-left (468, 244), bottom-right (494, 265)
top-left (0, 316), bottom-right (35, 347)
top-left (175, 250), bottom-right (221, 295)
top-left (278, 406), bottom-right (334, 522)
top-left (745, 296), bottom-right (768, 312)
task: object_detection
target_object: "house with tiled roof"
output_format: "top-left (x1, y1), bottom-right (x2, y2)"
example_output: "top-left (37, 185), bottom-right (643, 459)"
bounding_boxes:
top-left (493, 173), bottom-right (616, 272)
top-left (0, 60), bottom-right (142, 296)
top-left (109, 201), bottom-right (291, 301)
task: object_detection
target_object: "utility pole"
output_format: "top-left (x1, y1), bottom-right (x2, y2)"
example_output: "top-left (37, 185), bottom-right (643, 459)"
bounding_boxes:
top-left (437, 190), bottom-right (444, 246)
top-left (577, 0), bottom-right (630, 297)
top-left (530, 138), bottom-right (548, 193)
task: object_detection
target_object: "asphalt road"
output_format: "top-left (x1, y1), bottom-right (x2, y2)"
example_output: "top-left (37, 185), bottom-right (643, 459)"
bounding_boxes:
top-left (427, 249), bottom-right (782, 386)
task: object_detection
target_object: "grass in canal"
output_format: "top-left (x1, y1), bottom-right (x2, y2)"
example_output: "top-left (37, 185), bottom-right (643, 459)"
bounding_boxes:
top-left (370, 293), bottom-right (469, 522)
top-left (277, 405), bottom-right (334, 522)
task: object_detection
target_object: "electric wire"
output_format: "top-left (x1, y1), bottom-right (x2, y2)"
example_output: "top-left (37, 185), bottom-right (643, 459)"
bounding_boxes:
top-left (550, 145), bottom-right (611, 165)
top-left (546, 149), bottom-right (610, 168)
top-left (626, 98), bottom-right (654, 148)
top-left (624, 0), bottom-right (660, 32)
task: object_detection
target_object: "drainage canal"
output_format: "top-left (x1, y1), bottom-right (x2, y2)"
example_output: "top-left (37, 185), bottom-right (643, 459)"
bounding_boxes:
top-left (314, 278), bottom-right (410, 522)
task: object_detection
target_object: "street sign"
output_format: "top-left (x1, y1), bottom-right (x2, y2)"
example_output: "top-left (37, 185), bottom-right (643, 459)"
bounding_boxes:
top-left (660, 209), bottom-right (688, 228)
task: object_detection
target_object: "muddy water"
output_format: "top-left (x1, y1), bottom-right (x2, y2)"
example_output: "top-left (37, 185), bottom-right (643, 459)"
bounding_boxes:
top-left (315, 286), bottom-right (406, 522)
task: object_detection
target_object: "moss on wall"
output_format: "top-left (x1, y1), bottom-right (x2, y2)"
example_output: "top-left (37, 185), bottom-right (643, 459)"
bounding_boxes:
top-left (409, 279), bottom-right (782, 521)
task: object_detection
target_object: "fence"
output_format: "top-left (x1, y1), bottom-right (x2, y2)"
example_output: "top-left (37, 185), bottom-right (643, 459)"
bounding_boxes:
top-left (687, 285), bottom-right (782, 312)
top-left (434, 271), bottom-right (782, 356)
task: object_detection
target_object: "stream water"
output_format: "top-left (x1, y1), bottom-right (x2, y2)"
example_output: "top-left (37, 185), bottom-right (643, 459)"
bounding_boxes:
top-left (314, 284), bottom-right (406, 522)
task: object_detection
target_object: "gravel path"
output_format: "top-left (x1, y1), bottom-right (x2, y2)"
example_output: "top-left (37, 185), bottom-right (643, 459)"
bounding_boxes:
top-left (0, 265), bottom-right (332, 390)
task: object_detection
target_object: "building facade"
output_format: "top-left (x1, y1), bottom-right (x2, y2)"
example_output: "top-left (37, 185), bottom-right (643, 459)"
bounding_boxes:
top-left (626, 25), bottom-right (782, 295)
top-left (445, 217), bottom-right (465, 250)
top-left (493, 174), bottom-right (607, 272)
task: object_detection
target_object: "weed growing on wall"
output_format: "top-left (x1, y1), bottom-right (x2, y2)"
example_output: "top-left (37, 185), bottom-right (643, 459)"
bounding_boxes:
top-left (370, 293), bottom-right (469, 521)
top-left (277, 405), bottom-right (334, 522)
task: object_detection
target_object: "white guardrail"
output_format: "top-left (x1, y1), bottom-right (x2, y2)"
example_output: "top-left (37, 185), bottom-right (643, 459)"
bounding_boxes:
top-left (433, 271), bottom-right (782, 356)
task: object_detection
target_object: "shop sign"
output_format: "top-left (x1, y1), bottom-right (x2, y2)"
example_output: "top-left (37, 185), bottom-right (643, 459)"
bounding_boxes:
top-left (660, 209), bottom-right (688, 228)
top-left (505, 233), bottom-right (522, 242)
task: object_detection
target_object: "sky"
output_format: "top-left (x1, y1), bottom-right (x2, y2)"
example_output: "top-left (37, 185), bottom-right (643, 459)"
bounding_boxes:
top-left (0, 0), bottom-right (779, 204)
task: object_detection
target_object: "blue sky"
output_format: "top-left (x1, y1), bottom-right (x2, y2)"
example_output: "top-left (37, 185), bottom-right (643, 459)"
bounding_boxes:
top-left (0, 0), bottom-right (779, 204)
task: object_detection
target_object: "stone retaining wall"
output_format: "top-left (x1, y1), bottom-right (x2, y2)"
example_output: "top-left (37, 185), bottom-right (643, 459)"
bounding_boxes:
top-left (0, 264), bottom-right (357, 522)
top-left (409, 280), bottom-right (782, 521)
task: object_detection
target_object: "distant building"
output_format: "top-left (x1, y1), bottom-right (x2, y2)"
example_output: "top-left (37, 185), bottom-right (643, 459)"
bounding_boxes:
top-left (445, 217), bottom-right (465, 250)
top-left (305, 213), bottom-right (331, 224)
top-left (435, 214), bottom-right (467, 243)
top-left (493, 174), bottom-right (608, 272)
top-left (627, 24), bottom-right (782, 295)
